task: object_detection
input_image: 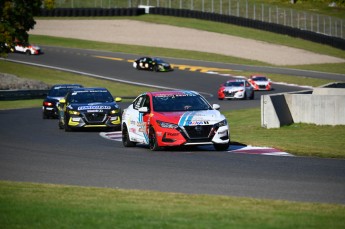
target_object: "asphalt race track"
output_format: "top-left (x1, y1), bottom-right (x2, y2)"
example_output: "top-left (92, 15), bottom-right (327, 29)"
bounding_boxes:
top-left (1, 46), bottom-right (345, 204)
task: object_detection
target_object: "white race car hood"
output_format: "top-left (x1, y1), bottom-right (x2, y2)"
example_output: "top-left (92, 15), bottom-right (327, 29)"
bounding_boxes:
top-left (224, 86), bottom-right (244, 92)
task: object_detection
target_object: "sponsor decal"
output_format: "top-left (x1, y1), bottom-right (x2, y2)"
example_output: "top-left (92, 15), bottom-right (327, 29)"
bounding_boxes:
top-left (87, 109), bottom-right (103, 113)
top-left (166, 133), bottom-right (179, 136)
top-left (78, 106), bottom-right (111, 110)
top-left (187, 121), bottom-right (209, 125)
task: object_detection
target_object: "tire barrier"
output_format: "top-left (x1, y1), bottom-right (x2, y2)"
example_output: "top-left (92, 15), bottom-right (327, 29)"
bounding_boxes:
top-left (40, 7), bottom-right (345, 50)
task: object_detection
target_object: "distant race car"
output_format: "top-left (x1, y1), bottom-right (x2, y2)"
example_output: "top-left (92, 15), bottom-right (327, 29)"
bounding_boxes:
top-left (218, 79), bottom-right (254, 100)
top-left (133, 57), bottom-right (173, 72)
top-left (13, 42), bottom-right (42, 55)
top-left (42, 84), bottom-right (83, 119)
top-left (58, 88), bottom-right (122, 131)
top-left (248, 75), bottom-right (272, 91)
top-left (121, 90), bottom-right (230, 151)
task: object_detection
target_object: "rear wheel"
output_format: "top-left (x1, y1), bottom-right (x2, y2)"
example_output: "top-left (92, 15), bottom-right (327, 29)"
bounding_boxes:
top-left (149, 127), bottom-right (161, 151)
top-left (25, 50), bottom-right (31, 55)
top-left (122, 125), bottom-right (136, 147)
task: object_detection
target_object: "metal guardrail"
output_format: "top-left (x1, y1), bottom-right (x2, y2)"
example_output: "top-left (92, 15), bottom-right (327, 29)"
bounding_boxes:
top-left (52, 0), bottom-right (345, 39)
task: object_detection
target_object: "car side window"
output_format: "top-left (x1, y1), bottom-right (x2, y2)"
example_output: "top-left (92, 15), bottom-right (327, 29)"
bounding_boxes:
top-left (133, 95), bottom-right (146, 110)
top-left (143, 95), bottom-right (150, 108)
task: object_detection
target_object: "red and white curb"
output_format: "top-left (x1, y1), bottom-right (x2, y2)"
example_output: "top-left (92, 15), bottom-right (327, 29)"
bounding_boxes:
top-left (100, 132), bottom-right (293, 156)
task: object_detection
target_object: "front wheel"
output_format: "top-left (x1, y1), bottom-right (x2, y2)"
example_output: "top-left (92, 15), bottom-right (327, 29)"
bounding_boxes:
top-left (149, 127), bottom-right (161, 151)
top-left (64, 114), bottom-right (72, 132)
top-left (122, 125), bottom-right (136, 147)
top-left (249, 91), bottom-right (254, 100)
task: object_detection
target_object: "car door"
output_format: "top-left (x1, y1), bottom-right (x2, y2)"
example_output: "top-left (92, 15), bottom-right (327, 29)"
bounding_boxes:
top-left (245, 81), bottom-right (253, 96)
top-left (127, 95), bottom-right (151, 144)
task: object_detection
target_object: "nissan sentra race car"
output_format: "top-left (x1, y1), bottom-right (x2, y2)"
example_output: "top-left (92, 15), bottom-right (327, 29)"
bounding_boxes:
top-left (248, 75), bottom-right (272, 91)
top-left (42, 84), bottom-right (83, 119)
top-left (122, 90), bottom-right (230, 151)
top-left (218, 79), bottom-right (254, 100)
top-left (58, 88), bottom-right (122, 131)
top-left (133, 57), bottom-right (173, 72)
top-left (13, 42), bottom-right (42, 55)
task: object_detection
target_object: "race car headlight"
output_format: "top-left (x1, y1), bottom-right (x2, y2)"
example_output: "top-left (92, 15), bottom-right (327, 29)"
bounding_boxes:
top-left (215, 119), bottom-right (228, 128)
top-left (156, 120), bottom-right (178, 129)
top-left (68, 110), bottom-right (80, 115)
top-left (110, 109), bottom-right (120, 114)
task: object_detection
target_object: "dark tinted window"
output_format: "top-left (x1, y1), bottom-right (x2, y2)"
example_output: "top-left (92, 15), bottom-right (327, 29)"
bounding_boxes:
top-left (153, 94), bottom-right (211, 112)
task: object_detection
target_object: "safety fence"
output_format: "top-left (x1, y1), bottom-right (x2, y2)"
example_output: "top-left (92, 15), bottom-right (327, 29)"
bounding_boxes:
top-left (52, 0), bottom-right (345, 40)
top-left (40, 7), bottom-right (345, 50)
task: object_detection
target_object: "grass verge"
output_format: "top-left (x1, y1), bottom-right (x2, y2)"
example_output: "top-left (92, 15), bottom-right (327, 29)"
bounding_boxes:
top-left (1, 181), bottom-right (345, 229)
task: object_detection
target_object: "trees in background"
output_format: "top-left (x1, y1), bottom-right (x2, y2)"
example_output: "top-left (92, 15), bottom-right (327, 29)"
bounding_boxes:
top-left (0, 0), bottom-right (42, 56)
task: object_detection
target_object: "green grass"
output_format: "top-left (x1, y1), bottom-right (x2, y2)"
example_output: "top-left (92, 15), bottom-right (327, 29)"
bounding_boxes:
top-left (227, 108), bottom-right (345, 158)
top-left (1, 181), bottom-right (345, 229)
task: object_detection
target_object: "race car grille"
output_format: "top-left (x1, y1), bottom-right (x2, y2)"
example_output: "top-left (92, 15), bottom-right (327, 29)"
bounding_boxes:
top-left (84, 113), bottom-right (106, 123)
top-left (259, 85), bottom-right (266, 89)
top-left (183, 125), bottom-right (213, 139)
top-left (224, 91), bottom-right (235, 96)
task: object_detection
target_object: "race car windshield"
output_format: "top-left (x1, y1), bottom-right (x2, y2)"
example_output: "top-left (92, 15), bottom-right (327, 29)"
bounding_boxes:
top-left (49, 88), bottom-right (72, 97)
top-left (225, 81), bottom-right (245, 87)
top-left (152, 94), bottom-right (212, 112)
top-left (253, 77), bottom-right (267, 81)
top-left (153, 58), bottom-right (164, 64)
top-left (70, 91), bottom-right (114, 103)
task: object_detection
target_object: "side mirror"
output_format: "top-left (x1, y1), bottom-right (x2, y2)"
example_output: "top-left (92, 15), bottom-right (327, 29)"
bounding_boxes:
top-left (115, 97), bottom-right (122, 102)
top-left (212, 104), bottom-right (220, 110)
top-left (139, 107), bottom-right (149, 113)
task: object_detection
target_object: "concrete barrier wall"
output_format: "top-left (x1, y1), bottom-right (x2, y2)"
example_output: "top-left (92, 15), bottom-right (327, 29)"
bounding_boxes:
top-left (262, 89), bottom-right (345, 128)
top-left (289, 94), bottom-right (345, 125)
top-left (261, 94), bottom-right (293, 129)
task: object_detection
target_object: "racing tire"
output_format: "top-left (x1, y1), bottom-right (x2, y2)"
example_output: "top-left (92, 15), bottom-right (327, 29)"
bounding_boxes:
top-left (242, 92), bottom-right (247, 100)
top-left (153, 65), bottom-right (159, 72)
top-left (149, 127), bottom-right (161, 151)
top-left (64, 114), bottom-right (72, 132)
top-left (214, 142), bottom-right (230, 151)
top-left (122, 125), bottom-right (136, 147)
top-left (58, 119), bottom-right (64, 129)
top-left (249, 92), bottom-right (255, 100)
top-left (25, 50), bottom-right (31, 55)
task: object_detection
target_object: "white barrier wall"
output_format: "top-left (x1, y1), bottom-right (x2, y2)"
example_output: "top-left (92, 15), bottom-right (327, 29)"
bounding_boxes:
top-left (289, 94), bottom-right (345, 125)
top-left (261, 84), bottom-right (345, 128)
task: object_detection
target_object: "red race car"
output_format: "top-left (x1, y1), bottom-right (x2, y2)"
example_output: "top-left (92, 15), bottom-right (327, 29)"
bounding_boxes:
top-left (248, 75), bottom-right (272, 91)
top-left (121, 90), bottom-right (230, 151)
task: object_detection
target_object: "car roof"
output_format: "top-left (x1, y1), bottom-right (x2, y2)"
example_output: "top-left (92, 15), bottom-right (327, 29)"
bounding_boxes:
top-left (251, 75), bottom-right (267, 78)
top-left (69, 87), bottom-right (109, 92)
top-left (226, 79), bottom-right (246, 82)
top-left (146, 90), bottom-right (199, 97)
top-left (51, 84), bottom-right (83, 88)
